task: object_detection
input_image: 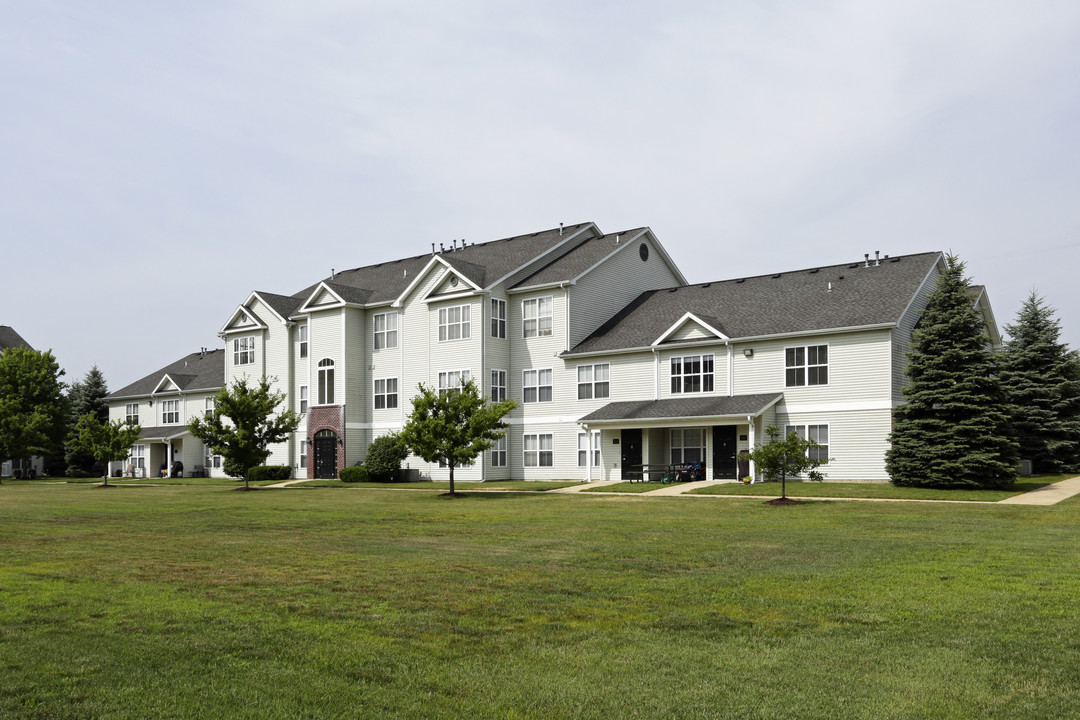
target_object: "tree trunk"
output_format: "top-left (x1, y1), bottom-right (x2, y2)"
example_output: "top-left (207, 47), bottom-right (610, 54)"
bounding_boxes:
top-left (781, 470), bottom-right (786, 500)
top-left (448, 462), bottom-right (455, 495)
top-left (244, 470), bottom-right (250, 490)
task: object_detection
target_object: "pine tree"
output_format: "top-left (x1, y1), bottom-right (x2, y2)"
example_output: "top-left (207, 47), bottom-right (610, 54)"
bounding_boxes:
top-left (886, 254), bottom-right (1017, 488)
top-left (64, 366), bottom-right (110, 476)
top-left (997, 292), bottom-right (1080, 473)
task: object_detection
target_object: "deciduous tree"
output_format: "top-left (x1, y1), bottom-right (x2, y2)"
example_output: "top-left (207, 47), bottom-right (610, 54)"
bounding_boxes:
top-left (399, 379), bottom-right (516, 495)
top-left (187, 377), bottom-right (301, 490)
top-left (68, 414), bottom-right (142, 487)
top-left (886, 254), bottom-right (1017, 488)
top-left (746, 425), bottom-right (827, 500)
top-left (0, 347), bottom-right (66, 482)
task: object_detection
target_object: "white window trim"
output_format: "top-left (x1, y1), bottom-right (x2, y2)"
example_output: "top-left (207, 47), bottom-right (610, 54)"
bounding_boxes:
top-left (522, 296), bottom-right (553, 338)
top-left (670, 354), bottom-right (715, 394)
top-left (670, 427), bottom-right (707, 466)
top-left (125, 403), bottom-right (139, 425)
top-left (438, 369), bottom-right (472, 396)
top-left (317, 359), bottom-right (336, 405)
top-left (233, 336), bottom-right (256, 366)
top-left (491, 369), bottom-right (507, 402)
top-left (161, 399), bottom-right (180, 425)
top-left (578, 431), bottom-right (601, 468)
top-left (785, 344), bottom-right (830, 388)
top-left (374, 377), bottom-right (399, 410)
top-left (491, 298), bottom-right (506, 339)
top-left (783, 423), bottom-right (831, 464)
top-left (490, 435), bottom-right (507, 467)
top-left (438, 305), bottom-right (471, 342)
top-left (522, 368), bottom-right (553, 403)
top-left (298, 324), bottom-right (308, 359)
top-left (523, 433), bottom-right (554, 467)
top-left (374, 312), bottom-right (399, 350)
top-left (299, 385), bottom-right (308, 414)
top-left (577, 363), bottom-right (610, 400)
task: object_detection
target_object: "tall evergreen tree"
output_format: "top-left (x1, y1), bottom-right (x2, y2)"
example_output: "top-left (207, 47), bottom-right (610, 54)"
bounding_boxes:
top-left (64, 366), bottom-right (110, 476)
top-left (886, 254), bottom-right (1017, 488)
top-left (997, 292), bottom-right (1080, 473)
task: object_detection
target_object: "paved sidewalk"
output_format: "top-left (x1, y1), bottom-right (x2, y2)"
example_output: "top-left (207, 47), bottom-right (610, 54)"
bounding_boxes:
top-left (548, 480), bottom-right (622, 493)
top-left (264, 478), bottom-right (322, 489)
top-left (639, 480), bottom-right (714, 496)
top-left (997, 475), bottom-right (1080, 505)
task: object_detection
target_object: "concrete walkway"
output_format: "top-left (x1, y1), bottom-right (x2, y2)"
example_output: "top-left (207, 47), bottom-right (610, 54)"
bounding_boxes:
top-left (639, 480), bottom-right (714, 496)
top-left (997, 475), bottom-right (1080, 505)
top-left (548, 480), bottom-right (622, 493)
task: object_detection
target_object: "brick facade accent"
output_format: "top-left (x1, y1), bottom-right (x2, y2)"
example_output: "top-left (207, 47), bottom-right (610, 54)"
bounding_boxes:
top-left (307, 405), bottom-right (345, 478)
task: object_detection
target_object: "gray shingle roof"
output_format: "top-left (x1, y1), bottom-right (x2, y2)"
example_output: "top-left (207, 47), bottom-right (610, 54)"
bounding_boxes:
top-left (289, 223), bottom-right (597, 307)
top-left (0, 326), bottom-right (32, 351)
top-left (138, 426), bottom-right (194, 441)
top-left (579, 394), bottom-right (784, 423)
top-left (569, 251), bottom-right (942, 354)
top-left (108, 349), bottom-right (225, 399)
top-left (254, 292), bottom-right (304, 321)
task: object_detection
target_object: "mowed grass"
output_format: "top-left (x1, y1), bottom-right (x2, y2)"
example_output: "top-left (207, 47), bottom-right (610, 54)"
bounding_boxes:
top-left (689, 476), bottom-right (1065, 501)
top-left (3, 485), bottom-right (1080, 719)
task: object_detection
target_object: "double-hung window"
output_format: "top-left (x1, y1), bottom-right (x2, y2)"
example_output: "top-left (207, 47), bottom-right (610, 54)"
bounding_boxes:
top-left (298, 324), bottom-right (308, 359)
top-left (670, 354), bottom-right (714, 394)
top-left (578, 431), bottom-right (601, 467)
top-left (438, 369), bottom-right (471, 397)
top-left (161, 399), bottom-right (180, 424)
top-left (299, 385), bottom-right (308, 413)
top-left (786, 345), bottom-right (828, 387)
top-left (785, 424), bottom-right (830, 464)
top-left (523, 433), bottom-right (553, 467)
top-left (374, 378), bottom-right (398, 410)
top-left (125, 403), bottom-right (139, 425)
top-left (523, 368), bottom-right (553, 403)
top-left (670, 428), bottom-right (706, 465)
top-left (318, 359), bottom-right (335, 404)
top-left (128, 444), bottom-right (146, 470)
top-left (490, 435), bottom-right (507, 467)
top-left (522, 296), bottom-right (553, 337)
top-left (299, 441), bottom-right (307, 471)
top-left (438, 305), bottom-right (470, 341)
top-left (204, 444), bottom-right (222, 469)
top-left (204, 397), bottom-right (215, 418)
top-left (491, 299), bottom-right (506, 339)
top-left (490, 370), bottom-right (507, 402)
top-left (577, 364), bottom-right (610, 399)
top-left (233, 336), bottom-right (256, 366)
top-left (374, 312), bottom-right (398, 350)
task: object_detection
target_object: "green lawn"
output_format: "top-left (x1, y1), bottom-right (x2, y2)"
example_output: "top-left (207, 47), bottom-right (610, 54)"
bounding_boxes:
top-left (689, 475), bottom-right (1066, 501)
top-left (292, 479), bottom-right (581, 491)
top-left (3, 483), bottom-right (1080, 719)
top-left (582, 481), bottom-right (666, 493)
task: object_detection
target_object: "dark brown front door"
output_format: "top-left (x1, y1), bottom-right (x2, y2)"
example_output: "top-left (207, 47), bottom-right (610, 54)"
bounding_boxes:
top-left (314, 431), bottom-right (338, 479)
top-left (712, 426), bottom-right (737, 479)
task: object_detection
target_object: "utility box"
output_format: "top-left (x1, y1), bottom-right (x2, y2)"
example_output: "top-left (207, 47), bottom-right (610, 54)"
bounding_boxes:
top-left (1019, 459), bottom-right (1033, 476)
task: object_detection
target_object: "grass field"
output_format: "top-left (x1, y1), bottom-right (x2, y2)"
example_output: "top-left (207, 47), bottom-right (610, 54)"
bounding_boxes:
top-left (3, 482), bottom-right (1079, 719)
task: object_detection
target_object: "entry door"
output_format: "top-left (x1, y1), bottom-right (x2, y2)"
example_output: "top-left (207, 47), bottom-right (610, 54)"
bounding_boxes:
top-left (314, 432), bottom-right (338, 479)
top-left (712, 426), bottom-right (738, 479)
top-left (621, 429), bottom-right (642, 481)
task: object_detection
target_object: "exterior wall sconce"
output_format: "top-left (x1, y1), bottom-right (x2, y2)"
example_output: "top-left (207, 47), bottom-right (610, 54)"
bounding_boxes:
top-left (743, 348), bottom-right (754, 358)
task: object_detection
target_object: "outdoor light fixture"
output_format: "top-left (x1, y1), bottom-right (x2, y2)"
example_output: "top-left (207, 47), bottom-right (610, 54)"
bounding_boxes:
top-left (743, 348), bottom-right (754, 358)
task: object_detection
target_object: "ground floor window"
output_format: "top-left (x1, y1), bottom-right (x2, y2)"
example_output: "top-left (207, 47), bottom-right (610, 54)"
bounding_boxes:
top-left (523, 433), bottom-right (553, 467)
top-left (490, 435), bottom-right (507, 467)
top-left (374, 378), bottom-right (398, 409)
top-left (578, 431), bottom-right (600, 467)
top-left (784, 424), bottom-right (830, 463)
top-left (299, 440), bottom-right (307, 470)
top-left (204, 444), bottom-right (222, 469)
top-left (670, 428), bottom-right (706, 465)
top-left (127, 444), bottom-right (146, 470)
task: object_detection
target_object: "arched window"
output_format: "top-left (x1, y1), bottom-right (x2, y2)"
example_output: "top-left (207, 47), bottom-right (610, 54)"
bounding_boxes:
top-left (318, 358), bottom-right (335, 405)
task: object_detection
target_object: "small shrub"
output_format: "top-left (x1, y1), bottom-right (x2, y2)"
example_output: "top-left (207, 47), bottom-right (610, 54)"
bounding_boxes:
top-left (246, 465), bottom-right (292, 482)
top-left (339, 466), bottom-right (368, 483)
top-left (365, 434), bottom-right (409, 482)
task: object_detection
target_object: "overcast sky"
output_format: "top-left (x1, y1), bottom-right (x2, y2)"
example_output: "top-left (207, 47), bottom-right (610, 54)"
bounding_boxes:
top-left (4, 1), bottom-right (1080, 389)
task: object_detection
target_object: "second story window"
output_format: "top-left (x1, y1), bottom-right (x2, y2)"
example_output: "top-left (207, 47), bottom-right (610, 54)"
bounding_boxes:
top-left (522, 296), bottom-right (553, 338)
top-left (374, 378), bottom-right (398, 409)
top-left (374, 312), bottom-right (398, 350)
top-left (491, 299), bottom-right (506, 339)
top-left (438, 369), bottom-right (471, 397)
top-left (670, 355), bottom-right (714, 394)
top-left (298, 324), bottom-right (308, 359)
top-left (786, 345), bottom-right (828, 386)
top-left (161, 399), bottom-right (180, 424)
top-left (523, 368), bottom-right (553, 403)
top-left (299, 385), bottom-right (308, 413)
top-left (491, 370), bottom-right (507, 402)
top-left (204, 397), bottom-right (215, 418)
top-left (318, 359), bottom-right (335, 404)
top-left (233, 336), bottom-right (256, 366)
top-left (577, 364), bottom-right (610, 400)
top-left (438, 305), bottom-right (471, 341)
top-left (125, 403), bottom-right (139, 425)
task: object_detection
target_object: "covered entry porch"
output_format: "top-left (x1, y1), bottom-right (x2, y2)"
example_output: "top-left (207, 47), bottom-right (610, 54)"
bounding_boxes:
top-left (578, 393), bottom-right (782, 483)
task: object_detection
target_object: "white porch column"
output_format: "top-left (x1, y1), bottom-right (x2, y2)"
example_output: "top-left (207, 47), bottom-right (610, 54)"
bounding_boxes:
top-left (747, 416), bottom-right (756, 480)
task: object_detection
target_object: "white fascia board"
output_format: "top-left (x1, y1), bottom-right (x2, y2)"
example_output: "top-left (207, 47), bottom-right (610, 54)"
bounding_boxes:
top-left (484, 223), bottom-right (600, 292)
top-left (422, 289), bottom-right (482, 304)
top-left (297, 282), bottom-right (347, 313)
top-left (393, 255), bottom-right (453, 307)
top-left (420, 267), bottom-right (484, 304)
top-left (248, 291), bottom-right (291, 325)
top-left (894, 252), bottom-right (944, 327)
top-left (974, 287), bottom-right (1002, 347)
top-left (652, 312), bottom-right (729, 346)
top-left (506, 280), bottom-right (576, 294)
top-left (219, 305), bottom-right (269, 335)
top-left (151, 375), bottom-right (181, 395)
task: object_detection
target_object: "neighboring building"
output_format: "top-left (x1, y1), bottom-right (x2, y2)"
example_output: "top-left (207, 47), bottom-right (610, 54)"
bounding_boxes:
top-left (0, 326), bottom-right (45, 478)
top-left (106, 349), bottom-right (225, 478)
top-left (111, 223), bottom-right (999, 483)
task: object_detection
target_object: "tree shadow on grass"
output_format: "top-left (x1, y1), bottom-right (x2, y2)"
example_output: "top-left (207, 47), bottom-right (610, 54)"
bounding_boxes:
top-left (436, 491), bottom-right (547, 500)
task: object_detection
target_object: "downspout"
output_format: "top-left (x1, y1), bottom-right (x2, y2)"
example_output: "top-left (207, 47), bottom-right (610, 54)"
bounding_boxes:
top-left (747, 415), bottom-right (756, 481)
top-left (726, 341), bottom-right (733, 397)
top-left (480, 295), bottom-right (487, 482)
top-left (579, 423), bottom-right (591, 483)
top-left (652, 346), bottom-right (660, 400)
